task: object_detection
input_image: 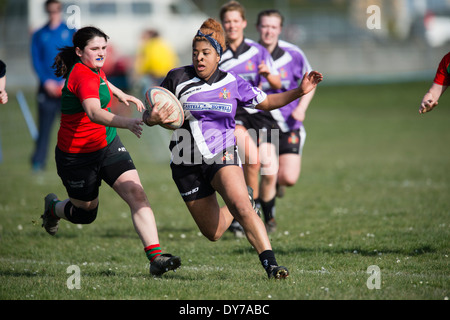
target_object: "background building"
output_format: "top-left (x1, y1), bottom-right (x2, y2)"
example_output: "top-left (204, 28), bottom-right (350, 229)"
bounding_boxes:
top-left (1, 0), bottom-right (449, 88)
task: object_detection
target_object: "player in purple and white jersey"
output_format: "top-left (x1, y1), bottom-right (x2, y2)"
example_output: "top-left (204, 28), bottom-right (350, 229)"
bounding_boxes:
top-left (219, 1), bottom-right (280, 89)
top-left (218, 0), bottom-right (282, 236)
top-left (146, 18), bottom-right (323, 279)
top-left (256, 10), bottom-right (318, 232)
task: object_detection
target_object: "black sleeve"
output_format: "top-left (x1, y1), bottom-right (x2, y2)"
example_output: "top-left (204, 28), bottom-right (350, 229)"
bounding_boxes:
top-left (160, 68), bottom-right (182, 95)
top-left (161, 66), bottom-right (198, 100)
top-left (159, 72), bottom-right (173, 92)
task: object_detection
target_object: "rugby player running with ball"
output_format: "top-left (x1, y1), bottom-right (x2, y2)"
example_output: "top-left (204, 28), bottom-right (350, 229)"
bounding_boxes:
top-left (144, 18), bottom-right (322, 279)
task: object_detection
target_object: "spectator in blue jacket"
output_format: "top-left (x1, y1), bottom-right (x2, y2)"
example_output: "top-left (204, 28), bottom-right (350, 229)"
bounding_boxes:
top-left (30, 0), bottom-right (75, 172)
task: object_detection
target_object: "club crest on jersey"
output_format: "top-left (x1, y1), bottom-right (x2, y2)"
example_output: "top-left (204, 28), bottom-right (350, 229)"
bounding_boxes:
top-left (219, 87), bottom-right (230, 99)
top-left (245, 60), bottom-right (255, 71)
top-left (222, 151), bottom-right (234, 162)
top-left (288, 132), bottom-right (299, 145)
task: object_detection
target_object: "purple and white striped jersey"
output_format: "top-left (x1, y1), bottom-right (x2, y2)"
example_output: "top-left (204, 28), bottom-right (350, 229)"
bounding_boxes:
top-left (219, 38), bottom-right (278, 87)
top-left (161, 66), bottom-right (267, 164)
top-left (219, 38), bottom-right (278, 118)
top-left (260, 40), bottom-right (312, 132)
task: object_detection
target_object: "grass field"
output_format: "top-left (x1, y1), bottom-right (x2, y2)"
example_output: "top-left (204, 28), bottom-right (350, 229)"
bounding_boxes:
top-left (0, 81), bottom-right (449, 302)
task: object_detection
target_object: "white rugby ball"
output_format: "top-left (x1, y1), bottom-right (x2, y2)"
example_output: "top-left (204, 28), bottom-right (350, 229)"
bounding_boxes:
top-left (144, 86), bottom-right (184, 130)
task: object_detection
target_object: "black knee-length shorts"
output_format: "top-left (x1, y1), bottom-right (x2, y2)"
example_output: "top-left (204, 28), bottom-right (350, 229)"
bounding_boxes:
top-left (55, 136), bottom-right (136, 201)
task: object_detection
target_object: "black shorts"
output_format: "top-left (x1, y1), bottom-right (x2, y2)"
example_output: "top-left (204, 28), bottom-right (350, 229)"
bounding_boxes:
top-left (235, 110), bottom-right (280, 146)
top-left (55, 136), bottom-right (136, 201)
top-left (171, 147), bottom-right (241, 202)
top-left (279, 126), bottom-right (306, 155)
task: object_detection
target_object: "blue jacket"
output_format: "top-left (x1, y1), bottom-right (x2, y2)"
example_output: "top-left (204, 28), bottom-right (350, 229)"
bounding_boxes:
top-left (31, 22), bottom-right (75, 85)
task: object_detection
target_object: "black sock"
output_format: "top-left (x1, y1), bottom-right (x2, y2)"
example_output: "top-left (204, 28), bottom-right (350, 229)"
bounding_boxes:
top-left (259, 250), bottom-right (278, 274)
top-left (260, 197), bottom-right (276, 222)
top-left (254, 198), bottom-right (261, 208)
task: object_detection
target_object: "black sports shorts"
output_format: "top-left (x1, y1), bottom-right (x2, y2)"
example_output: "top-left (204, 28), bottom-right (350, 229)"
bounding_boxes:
top-left (278, 125), bottom-right (307, 155)
top-left (170, 146), bottom-right (241, 202)
top-left (55, 135), bottom-right (136, 201)
top-left (237, 110), bottom-right (306, 155)
top-left (235, 110), bottom-right (280, 146)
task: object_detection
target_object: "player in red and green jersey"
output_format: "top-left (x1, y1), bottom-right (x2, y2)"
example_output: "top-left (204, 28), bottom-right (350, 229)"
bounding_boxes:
top-left (420, 52), bottom-right (449, 114)
top-left (58, 59), bottom-right (117, 153)
top-left (41, 26), bottom-right (180, 276)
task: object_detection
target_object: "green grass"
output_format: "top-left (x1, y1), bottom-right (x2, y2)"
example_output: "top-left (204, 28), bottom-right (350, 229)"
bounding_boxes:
top-left (0, 81), bottom-right (449, 301)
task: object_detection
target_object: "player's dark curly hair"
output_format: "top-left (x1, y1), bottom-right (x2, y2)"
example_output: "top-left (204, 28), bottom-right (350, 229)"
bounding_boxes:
top-left (193, 18), bottom-right (226, 56)
top-left (53, 26), bottom-right (109, 78)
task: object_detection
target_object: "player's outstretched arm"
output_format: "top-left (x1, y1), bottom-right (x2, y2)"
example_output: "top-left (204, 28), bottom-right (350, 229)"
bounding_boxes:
top-left (109, 81), bottom-right (145, 112)
top-left (82, 98), bottom-right (144, 138)
top-left (420, 83), bottom-right (447, 114)
top-left (257, 71), bottom-right (323, 111)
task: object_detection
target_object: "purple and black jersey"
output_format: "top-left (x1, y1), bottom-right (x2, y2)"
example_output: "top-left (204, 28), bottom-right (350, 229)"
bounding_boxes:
top-left (261, 40), bottom-right (312, 132)
top-left (219, 38), bottom-right (278, 119)
top-left (160, 66), bottom-right (267, 164)
top-left (219, 38), bottom-right (278, 87)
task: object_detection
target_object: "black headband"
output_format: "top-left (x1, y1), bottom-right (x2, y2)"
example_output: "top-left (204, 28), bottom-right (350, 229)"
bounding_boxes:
top-left (196, 30), bottom-right (223, 57)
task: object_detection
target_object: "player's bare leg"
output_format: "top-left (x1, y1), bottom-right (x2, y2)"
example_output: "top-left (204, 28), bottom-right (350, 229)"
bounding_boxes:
top-left (258, 142), bottom-right (279, 232)
top-left (113, 169), bottom-right (180, 276)
top-left (277, 154), bottom-right (301, 188)
top-left (185, 193), bottom-right (234, 242)
top-left (235, 125), bottom-right (260, 199)
top-left (183, 165), bottom-right (288, 278)
top-left (232, 125), bottom-right (261, 237)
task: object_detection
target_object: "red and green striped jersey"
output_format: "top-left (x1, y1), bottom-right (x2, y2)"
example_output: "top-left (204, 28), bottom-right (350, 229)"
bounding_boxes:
top-left (433, 52), bottom-right (450, 86)
top-left (57, 61), bottom-right (117, 153)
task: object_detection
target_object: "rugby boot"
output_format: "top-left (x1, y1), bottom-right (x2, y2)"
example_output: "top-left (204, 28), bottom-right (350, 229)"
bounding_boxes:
top-left (150, 254), bottom-right (181, 276)
top-left (41, 193), bottom-right (60, 236)
top-left (268, 265), bottom-right (289, 279)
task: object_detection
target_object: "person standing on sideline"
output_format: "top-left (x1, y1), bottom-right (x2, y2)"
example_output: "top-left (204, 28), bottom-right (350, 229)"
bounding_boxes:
top-left (218, 1), bottom-right (281, 236)
top-left (144, 18), bottom-right (323, 279)
top-left (255, 10), bottom-right (317, 232)
top-left (41, 26), bottom-right (180, 276)
top-left (420, 52), bottom-right (449, 114)
top-left (30, 0), bottom-right (75, 172)
top-left (134, 29), bottom-right (179, 94)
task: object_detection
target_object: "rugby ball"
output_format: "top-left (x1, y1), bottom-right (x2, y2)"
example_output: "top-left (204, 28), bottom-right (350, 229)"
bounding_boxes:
top-left (144, 86), bottom-right (184, 130)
